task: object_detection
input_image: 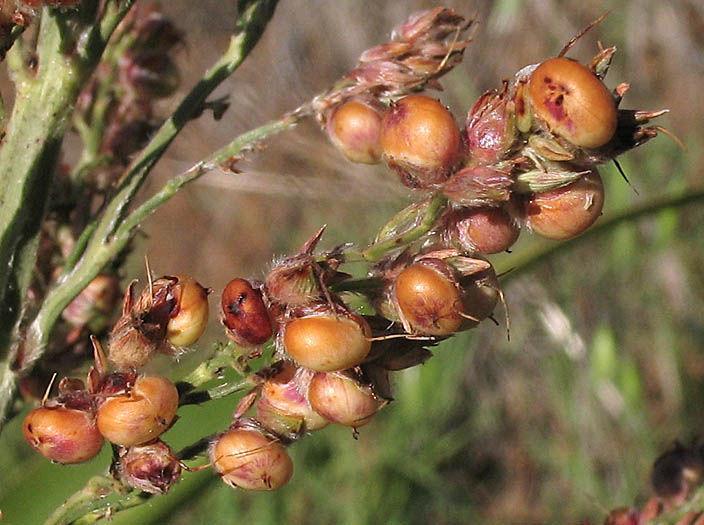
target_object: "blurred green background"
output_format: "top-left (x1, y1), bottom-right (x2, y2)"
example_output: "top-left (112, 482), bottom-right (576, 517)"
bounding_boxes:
top-left (1, 0), bottom-right (704, 523)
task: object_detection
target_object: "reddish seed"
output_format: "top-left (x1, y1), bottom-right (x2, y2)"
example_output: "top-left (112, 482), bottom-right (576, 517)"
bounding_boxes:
top-left (448, 206), bottom-right (520, 254)
top-left (134, 10), bottom-right (182, 52)
top-left (380, 94), bottom-right (461, 188)
top-left (121, 51), bottom-right (180, 100)
top-left (394, 262), bottom-right (462, 336)
top-left (97, 375), bottom-right (179, 447)
top-left (282, 312), bottom-right (371, 372)
top-left (61, 274), bottom-right (120, 330)
top-left (221, 278), bottom-right (273, 346)
top-left (326, 99), bottom-right (383, 164)
top-left (308, 372), bottom-right (383, 428)
top-left (102, 120), bottom-right (154, 163)
top-left (210, 429), bottom-right (293, 491)
top-left (528, 57), bottom-right (617, 149)
top-left (23, 406), bottom-right (104, 464)
top-left (524, 169), bottom-right (604, 240)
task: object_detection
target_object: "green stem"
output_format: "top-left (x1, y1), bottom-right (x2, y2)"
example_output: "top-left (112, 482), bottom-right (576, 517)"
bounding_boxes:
top-left (0, 10), bottom-right (86, 337)
top-left (181, 341), bottom-right (243, 387)
top-left (180, 377), bottom-right (254, 406)
top-left (43, 475), bottom-right (128, 525)
top-left (179, 337), bottom-right (276, 405)
top-left (71, 26), bottom-right (135, 184)
top-left (71, 492), bottom-right (149, 525)
top-left (29, 1), bottom-right (288, 344)
top-left (201, 378), bottom-right (253, 402)
top-left (111, 0), bottom-right (280, 222)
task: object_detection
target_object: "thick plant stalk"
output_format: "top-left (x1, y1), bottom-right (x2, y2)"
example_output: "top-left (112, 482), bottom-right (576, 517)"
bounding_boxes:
top-left (0, 1), bottom-right (133, 348)
top-left (0, 0), bottom-right (136, 427)
top-left (23, 0), bottom-right (282, 362)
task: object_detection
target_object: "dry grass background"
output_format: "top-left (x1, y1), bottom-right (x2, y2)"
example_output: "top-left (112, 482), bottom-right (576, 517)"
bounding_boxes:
top-left (1, 1), bottom-right (704, 523)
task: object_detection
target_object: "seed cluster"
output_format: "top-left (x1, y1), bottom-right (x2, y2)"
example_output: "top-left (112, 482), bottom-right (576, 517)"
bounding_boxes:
top-left (21, 7), bottom-right (668, 501)
top-left (204, 23), bottom-right (665, 487)
top-left (326, 56), bottom-right (663, 244)
top-left (23, 274), bottom-right (207, 492)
